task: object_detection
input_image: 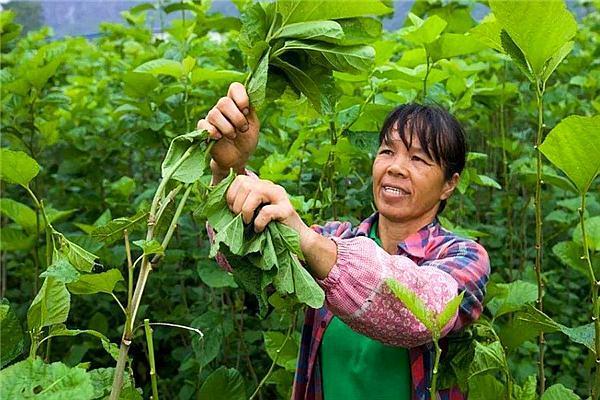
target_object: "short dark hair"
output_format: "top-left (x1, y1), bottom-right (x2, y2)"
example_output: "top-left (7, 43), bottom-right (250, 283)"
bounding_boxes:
top-left (378, 103), bottom-right (467, 214)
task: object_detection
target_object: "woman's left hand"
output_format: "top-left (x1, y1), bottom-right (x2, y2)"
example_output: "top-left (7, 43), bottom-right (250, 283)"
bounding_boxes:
top-left (226, 175), bottom-right (305, 234)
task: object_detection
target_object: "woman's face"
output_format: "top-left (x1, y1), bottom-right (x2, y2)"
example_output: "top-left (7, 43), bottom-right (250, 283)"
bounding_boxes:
top-left (372, 129), bottom-right (459, 225)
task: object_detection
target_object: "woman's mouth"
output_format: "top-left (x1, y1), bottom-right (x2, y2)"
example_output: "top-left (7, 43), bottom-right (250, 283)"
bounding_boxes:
top-left (382, 185), bottom-right (410, 197)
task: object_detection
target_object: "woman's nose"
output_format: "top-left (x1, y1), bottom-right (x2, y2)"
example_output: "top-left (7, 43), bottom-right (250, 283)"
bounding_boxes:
top-left (387, 155), bottom-right (409, 177)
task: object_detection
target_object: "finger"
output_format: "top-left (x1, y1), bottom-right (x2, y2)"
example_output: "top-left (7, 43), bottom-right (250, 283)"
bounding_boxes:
top-left (241, 192), bottom-right (265, 224)
top-left (217, 97), bottom-right (248, 133)
top-left (228, 82), bottom-right (250, 116)
top-left (207, 108), bottom-right (236, 140)
top-left (253, 204), bottom-right (282, 233)
top-left (232, 185), bottom-right (251, 215)
top-left (197, 119), bottom-right (221, 140)
top-left (226, 176), bottom-right (245, 208)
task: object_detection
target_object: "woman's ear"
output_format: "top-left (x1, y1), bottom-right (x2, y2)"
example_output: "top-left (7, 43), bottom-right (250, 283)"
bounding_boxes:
top-left (440, 173), bottom-right (460, 201)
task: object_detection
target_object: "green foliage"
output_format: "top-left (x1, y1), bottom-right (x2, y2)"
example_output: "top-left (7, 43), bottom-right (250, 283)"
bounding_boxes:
top-left (0, 358), bottom-right (95, 399)
top-left (539, 115), bottom-right (600, 194)
top-left (198, 366), bottom-right (246, 400)
top-left (1, 0), bottom-right (599, 398)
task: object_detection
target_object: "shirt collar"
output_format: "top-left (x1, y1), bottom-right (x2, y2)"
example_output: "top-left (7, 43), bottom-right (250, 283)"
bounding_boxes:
top-left (358, 212), bottom-right (440, 259)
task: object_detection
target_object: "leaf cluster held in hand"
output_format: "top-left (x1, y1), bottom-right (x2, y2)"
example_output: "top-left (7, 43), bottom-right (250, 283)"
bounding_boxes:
top-left (240, 0), bottom-right (392, 113)
top-left (198, 172), bottom-right (324, 316)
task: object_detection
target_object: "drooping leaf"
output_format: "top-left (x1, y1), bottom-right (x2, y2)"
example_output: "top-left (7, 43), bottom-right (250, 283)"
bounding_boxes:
top-left (27, 278), bottom-right (71, 330)
top-left (489, 0), bottom-right (577, 78)
top-left (552, 241), bottom-right (590, 278)
top-left (246, 48), bottom-right (270, 109)
top-left (0, 358), bottom-right (94, 399)
top-left (539, 115), bottom-right (600, 194)
top-left (0, 148), bottom-right (40, 187)
top-left (60, 236), bottom-right (99, 272)
top-left (47, 324), bottom-right (109, 344)
top-left (134, 58), bottom-right (183, 78)
top-left (271, 57), bottom-right (323, 112)
top-left (291, 257), bottom-right (325, 308)
top-left (67, 269), bottom-right (124, 295)
top-left (0, 299), bottom-right (25, 368)
top-left (161, 129), bottom-right (209, 183)
top-left (198, 366), bottom-right (246, 400)
top-left (386, 278), bottom-right (435, 333)
top-left (133, 239), bottom-right (164, 256)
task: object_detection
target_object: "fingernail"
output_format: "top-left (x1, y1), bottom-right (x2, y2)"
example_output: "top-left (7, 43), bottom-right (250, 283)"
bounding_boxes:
top-left (240, 124), bottom-right (249, 132)
top-left (243, 108), bottom-right (250, 116)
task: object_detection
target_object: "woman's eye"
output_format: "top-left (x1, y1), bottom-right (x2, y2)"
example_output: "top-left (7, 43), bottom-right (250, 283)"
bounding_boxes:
top-left (411, 156), bottom-right (424, 162)
top-left (378, 149), bottom-right (392, 155)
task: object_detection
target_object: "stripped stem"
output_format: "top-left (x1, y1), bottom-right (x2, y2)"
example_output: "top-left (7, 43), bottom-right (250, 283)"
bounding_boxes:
top-left (144, 319), bottom-right (160, 400)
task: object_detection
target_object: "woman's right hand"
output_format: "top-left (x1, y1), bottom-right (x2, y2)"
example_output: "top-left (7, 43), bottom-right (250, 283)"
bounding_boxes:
top-left (197, 82), bottom-right (260, 182)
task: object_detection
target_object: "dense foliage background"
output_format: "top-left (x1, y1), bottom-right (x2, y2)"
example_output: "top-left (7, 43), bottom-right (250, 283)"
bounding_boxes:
top-left (1, 0), bottom-right (599, 399)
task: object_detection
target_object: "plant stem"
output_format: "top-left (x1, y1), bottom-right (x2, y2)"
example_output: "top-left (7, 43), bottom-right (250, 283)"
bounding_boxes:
top-left (110, 143), bottom-right (202, 400)
top-left (423, 52), bottom-right (431, 100)
top-left (249, 312), bottom-right (297, 400)
top-left (533, 84), bottom-right (545, 395)
top-left (430, 337), bottom-right (441, 398)
top-left (124, 230), bottom-right (133, 309)
top-left (144, 319), bottom-right (160, 400)
top-left (161, 184), bottom-right (193, 249)
top-left (580, 195), bottom-right (600, 400)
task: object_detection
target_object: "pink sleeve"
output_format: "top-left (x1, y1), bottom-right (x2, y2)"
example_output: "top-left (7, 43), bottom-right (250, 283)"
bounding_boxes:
top-left (317, 236), bottom-right (459, 348)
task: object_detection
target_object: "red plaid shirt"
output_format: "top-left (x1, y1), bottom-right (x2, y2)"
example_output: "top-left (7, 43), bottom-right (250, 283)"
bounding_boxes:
top-left (292, 213), bottom-right (490, 400)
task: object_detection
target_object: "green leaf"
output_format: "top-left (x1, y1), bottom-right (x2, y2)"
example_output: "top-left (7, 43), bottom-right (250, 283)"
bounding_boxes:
top-left (0, 227), bottom-right (35, 251)
top-left (500, 30), bottom-right (533, 82)
top-left (468, 374), bottom-right (506, 400)
top-left (429, 33), bottom-right (486, 62)
top-left (190, 68), bottom-right (246, 83)
top-left (277, 0), bottom-right (392, 24)
top-left (468, 340), bottom-right (506, 379)
top-left (573, 216), bottom-right (600, 252)
top-left (27, 278), bottom-right (71, 330)
top-left (385, 278), bottom-right (435, 332)
top-left (271, 57), bottom-right (323, 113)
top-left (211, 214), bottom-right (245, 257)
top-left (279, 40), bottom-right (374, 74)
top-left (541, 384), bottom-right (580, 400)
top-left (198, 366), bottom-right (246, 400)
top-left (40, 257), bottom-right (80, 284)
top-left (161, 129), bottom-right (209, 183)
top-left (0, 198), bottom-right (37, 233)
top-left (47, 323), bottom-right (109, 343)
top-left (133, 239), bottom-right (164, 256)
top-left (291, 257), bottom-right (324, 308)
top-left (539, 115), bottom-right (600, 194)
top-left (541, 40), bottom-right (574, 83)
top-left (402, 13), bottom-right (447, 45)
top-left (197, 263), bottom-right (238, 288)
top-left (87, 368), bottom-right (139, 400)
top-left (67, 269), bottom-right (124, 295)
top-left (247, 48), bottom-right (270, 109)
top-left (134, 58), bottom-right (183, 78)
top-left (26, 59), bottom-right (62, 90)
top-left (335, 17), bottom-right (382, 45)
top-left (486, 280), bottom-right (538, 318)
top-left (274, 20), bottom-right (344, 41)
top-left (122, 71), bottom-right (159, 98)
top-left (489, 0), bottom-right (577, 78)
top-left (0, 298), bottom-right (25, 368)
top-left (263, 331), bottom-right (299, 372)
top-left (552, 241), bottom-right (590, 278)
top-left (91, 210), bottom-right (149, 245)
top-left (0, 148), bottom-right (40, 187)
top-left (0, 358), bottom-right (94, 399)
top-left (60, 236), bottom-right (99, 272)
top-left (513, 375), bottom-right (537, 400)
top-left (436, 292), bottom-right (464, 329)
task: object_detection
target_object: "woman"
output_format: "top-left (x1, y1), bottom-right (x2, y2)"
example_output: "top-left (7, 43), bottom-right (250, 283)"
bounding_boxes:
top-left (198, 83), bottom-right (490, 400)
